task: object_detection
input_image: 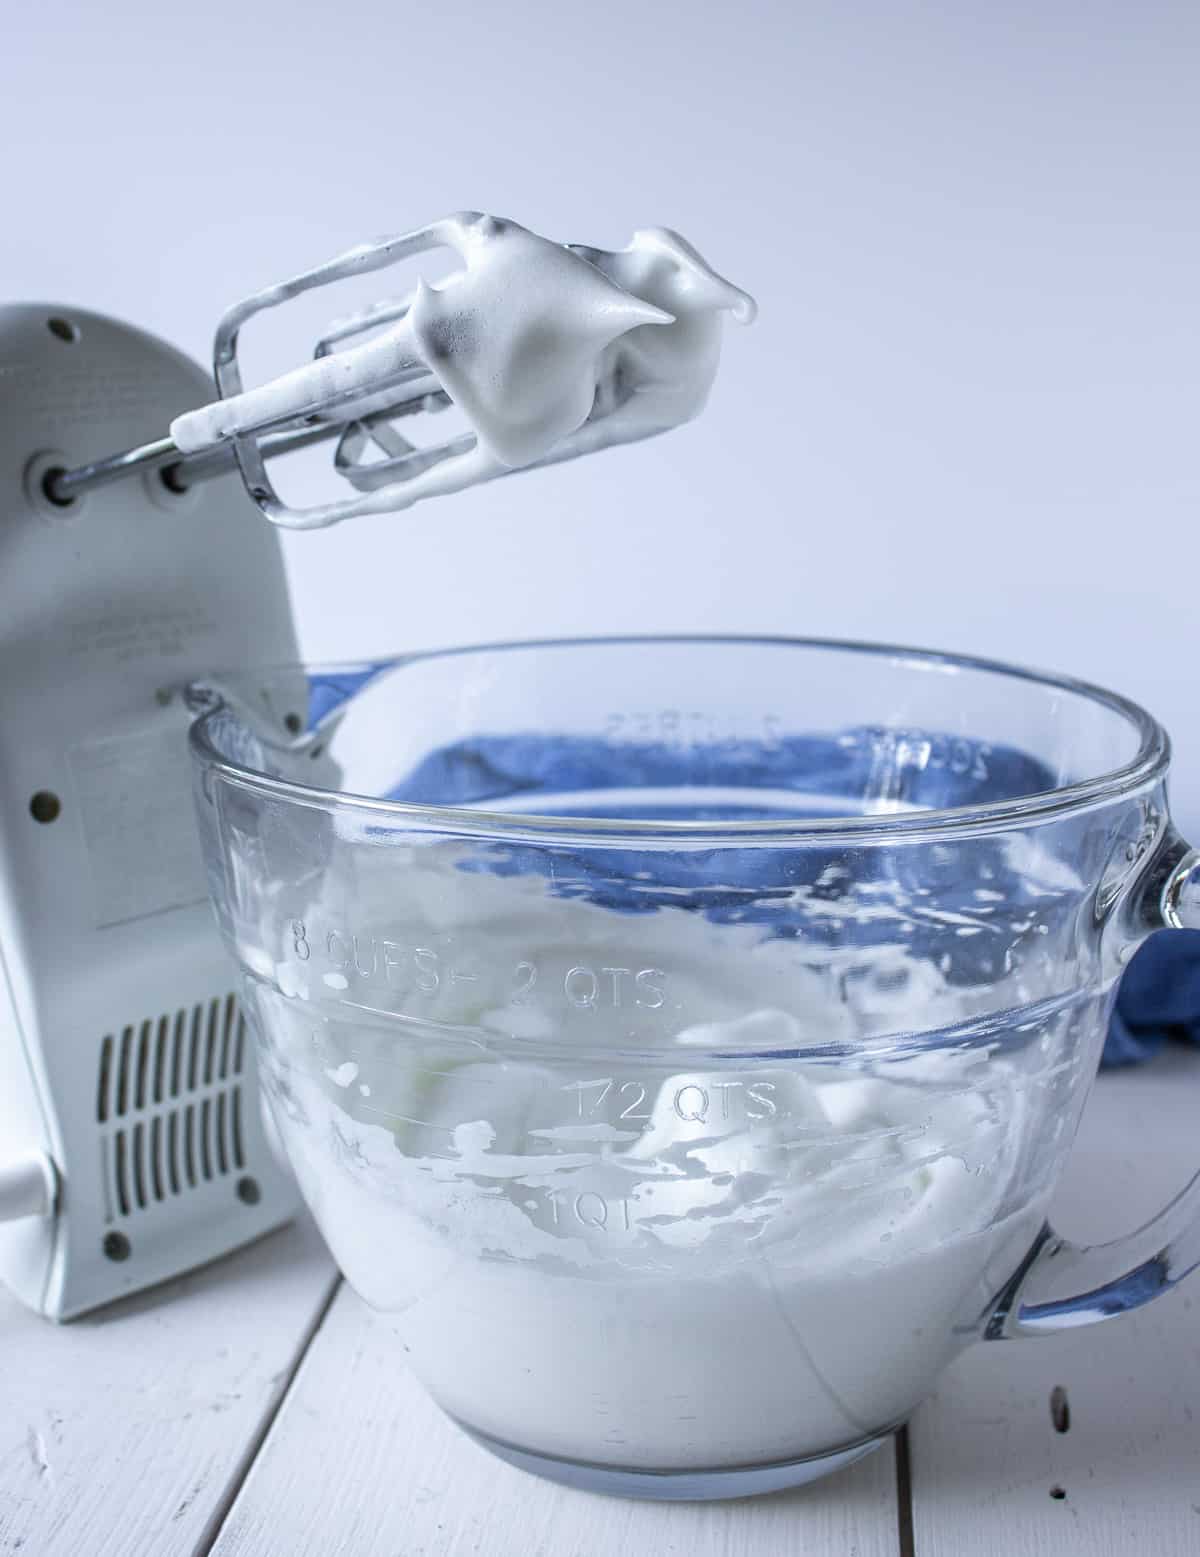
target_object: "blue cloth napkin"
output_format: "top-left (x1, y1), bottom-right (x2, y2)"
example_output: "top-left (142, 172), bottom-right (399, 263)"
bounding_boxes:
top-left (308, 672), bottom-right (1196, 1069)
top-left (1107, 931), bottom-right (1200, 1066)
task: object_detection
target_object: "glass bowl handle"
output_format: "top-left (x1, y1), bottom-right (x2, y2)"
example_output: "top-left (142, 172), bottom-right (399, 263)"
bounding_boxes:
top-left (988, 831), bottom-right (1200, 1339)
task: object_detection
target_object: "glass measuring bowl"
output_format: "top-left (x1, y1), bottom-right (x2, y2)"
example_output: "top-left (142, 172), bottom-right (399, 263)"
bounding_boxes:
top-left (188, 637), bottom-right (1200, 1501)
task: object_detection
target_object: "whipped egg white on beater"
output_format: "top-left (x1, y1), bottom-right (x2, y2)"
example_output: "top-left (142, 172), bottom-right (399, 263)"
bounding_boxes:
top-left (171, 213), bottom-right (756, 518)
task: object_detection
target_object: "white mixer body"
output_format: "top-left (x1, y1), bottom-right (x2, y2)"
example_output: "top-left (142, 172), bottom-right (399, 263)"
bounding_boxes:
top-left (0, 305), bottom-right (301, 1318)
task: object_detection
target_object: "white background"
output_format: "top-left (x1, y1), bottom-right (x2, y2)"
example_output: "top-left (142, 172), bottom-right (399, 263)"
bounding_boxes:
top-left (5, 0), bottom-right (1198, 831)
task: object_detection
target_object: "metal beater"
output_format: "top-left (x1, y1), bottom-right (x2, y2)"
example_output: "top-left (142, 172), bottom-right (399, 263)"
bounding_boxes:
top-left (45, 210), bottom-right (755, 529)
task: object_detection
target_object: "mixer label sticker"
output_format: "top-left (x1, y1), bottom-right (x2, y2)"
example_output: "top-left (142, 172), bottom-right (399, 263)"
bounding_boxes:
top-left (70, 724), bottom-right (207, 928)
top-left (4, 360), bottom-right (182, 430)
top-left (65, 599), bottom-right (219, 669)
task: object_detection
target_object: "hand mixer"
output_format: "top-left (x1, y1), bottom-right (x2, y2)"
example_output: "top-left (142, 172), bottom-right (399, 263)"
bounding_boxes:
top-left (0, 211), bottom-right (753, 1317)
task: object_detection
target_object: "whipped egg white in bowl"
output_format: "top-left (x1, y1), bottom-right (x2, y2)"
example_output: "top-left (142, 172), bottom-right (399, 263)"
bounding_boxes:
top-left (188, 634), bottom-right (1200, 1500)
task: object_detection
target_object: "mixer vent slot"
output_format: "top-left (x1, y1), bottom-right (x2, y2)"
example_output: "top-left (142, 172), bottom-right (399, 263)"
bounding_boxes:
top-left (97, 994), bottom-right (248, 1219)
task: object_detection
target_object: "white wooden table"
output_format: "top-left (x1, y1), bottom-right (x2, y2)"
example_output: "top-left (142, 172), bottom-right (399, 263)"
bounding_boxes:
top-left (3, 1050), bottom-right (1198, 1557)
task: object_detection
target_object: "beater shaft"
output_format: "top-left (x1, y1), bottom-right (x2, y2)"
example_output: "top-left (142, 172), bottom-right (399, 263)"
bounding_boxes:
top-left (46, 420), bottom-right (375, 505)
